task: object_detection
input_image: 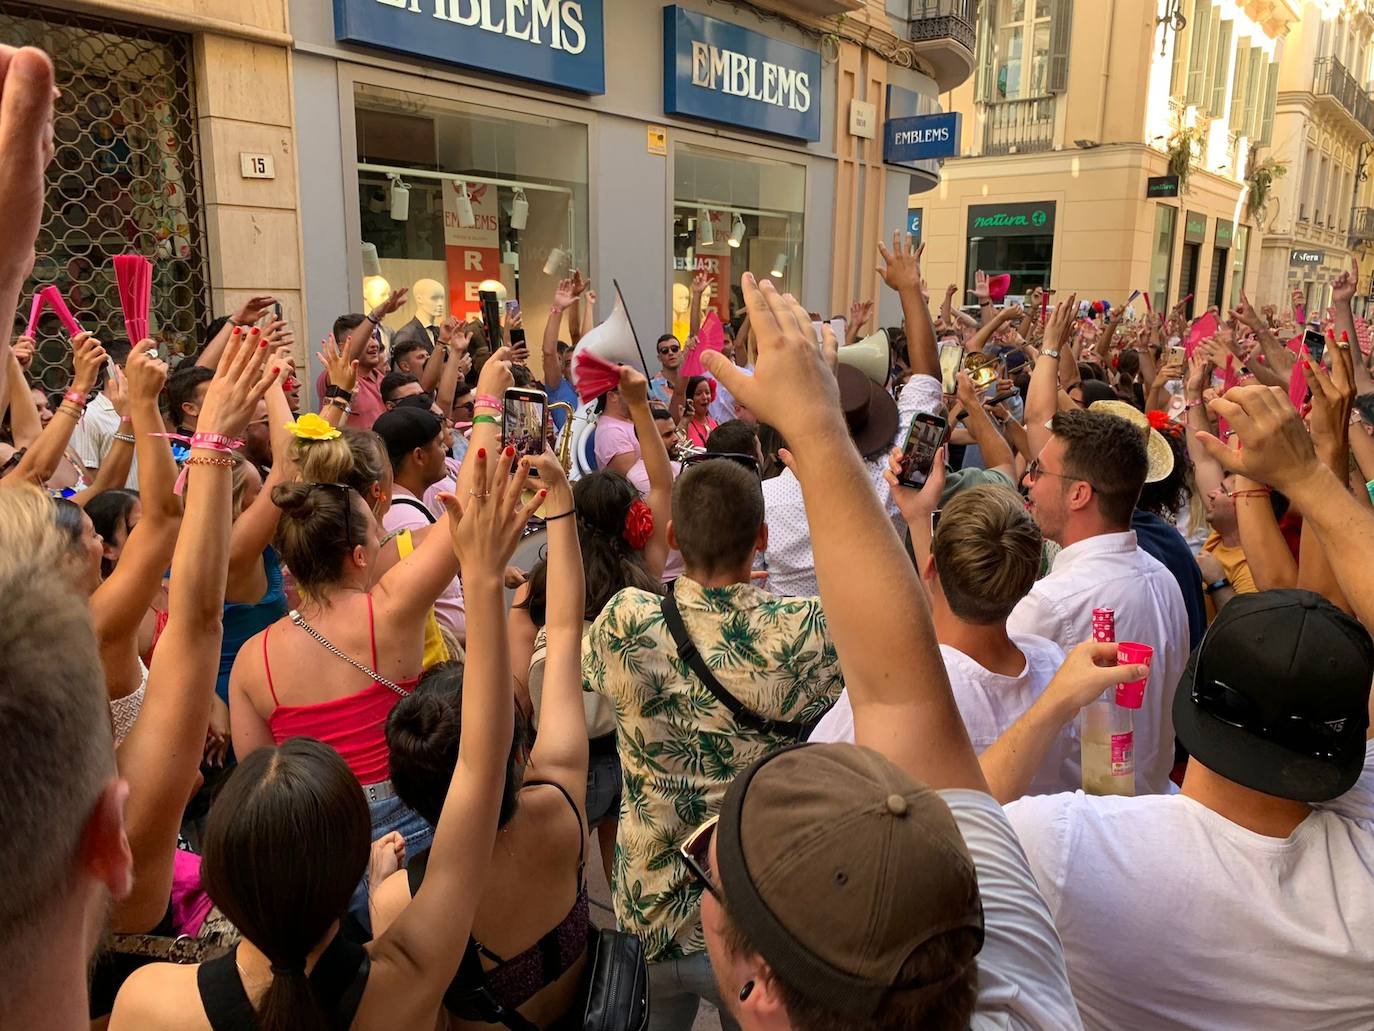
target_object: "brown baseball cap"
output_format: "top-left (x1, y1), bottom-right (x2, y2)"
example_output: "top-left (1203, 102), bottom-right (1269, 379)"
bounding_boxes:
top-left (715, 743), bottom-right (984, 1020)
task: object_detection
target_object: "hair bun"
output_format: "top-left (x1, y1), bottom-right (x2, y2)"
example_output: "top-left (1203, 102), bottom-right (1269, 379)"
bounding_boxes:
top-left (270, 482), bottom-right (317, 517)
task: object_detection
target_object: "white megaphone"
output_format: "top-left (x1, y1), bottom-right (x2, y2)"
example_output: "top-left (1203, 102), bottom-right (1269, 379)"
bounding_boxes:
top-left (837, 329), bottom-right (890, 386)
top-left (570, 281), bottom-right (650, 401)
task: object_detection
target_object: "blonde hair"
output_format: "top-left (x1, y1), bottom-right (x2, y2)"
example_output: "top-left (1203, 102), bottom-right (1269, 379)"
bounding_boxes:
top-left (0, 484), bottom-right (68, 580)
top-left (294, 429), bottom-right (388, 514)
top-left (932, 485), bottom-right (1043, 625)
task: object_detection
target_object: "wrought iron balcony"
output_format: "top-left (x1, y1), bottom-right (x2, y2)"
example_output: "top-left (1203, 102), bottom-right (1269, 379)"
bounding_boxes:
top-left (1315, 57), bottom-right (1374, 138)
top-left (982, 96), bottom-right (1056, 156)
top-left (908, 0), bottom-right (977, 92)
top-left (1352, 207), bottom-right (1374, 247)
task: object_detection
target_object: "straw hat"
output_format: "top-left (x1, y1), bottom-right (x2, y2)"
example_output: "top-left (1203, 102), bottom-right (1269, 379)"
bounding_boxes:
top-left (1089, 400), bottom-right (1175, 483)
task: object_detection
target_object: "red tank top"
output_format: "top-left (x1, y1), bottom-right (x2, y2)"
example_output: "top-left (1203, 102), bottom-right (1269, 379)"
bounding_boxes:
top-left (262, 594), bottom-right (417, 785)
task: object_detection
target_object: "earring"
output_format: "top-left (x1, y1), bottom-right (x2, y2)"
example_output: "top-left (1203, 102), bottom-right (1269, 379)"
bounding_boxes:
top-left (739, 981), bottom-right (755, 1002)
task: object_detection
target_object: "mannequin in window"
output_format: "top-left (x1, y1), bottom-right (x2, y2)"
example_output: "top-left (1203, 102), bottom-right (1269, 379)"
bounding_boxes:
top-left (364, 275), bottom-right (394, 349)
top-left (393, 278), bottom-right (447, 353)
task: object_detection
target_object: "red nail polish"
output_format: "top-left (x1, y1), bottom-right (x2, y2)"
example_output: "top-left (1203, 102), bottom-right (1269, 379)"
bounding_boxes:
top-left (505, 446), bottom-right (515, 456)
top-left (539, 490), bottom-right (548, 498)
top-left (477, 448), bottom-right (486, 458)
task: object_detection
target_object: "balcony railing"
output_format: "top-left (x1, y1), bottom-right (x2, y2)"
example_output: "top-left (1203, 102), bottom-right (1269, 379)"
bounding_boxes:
top-left (982, 96), bottom-right (1056, 156)
top-left (1353, 207), bottom-right (1374, 246)
top-left (1315, 57), bottom-right (1374, 137)
top-left (909, 0), bottom-right (976, 53)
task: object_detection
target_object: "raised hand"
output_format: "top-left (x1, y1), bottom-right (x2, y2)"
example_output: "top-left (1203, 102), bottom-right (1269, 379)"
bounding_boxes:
top-left (1197, 384), bottom-right (1322, 493)
top-left (369, 285), bottom-right (410, 321)
top-left (974, 269), bottom-right (991, 303)
top-left (618, 363), bottom-right (649, 407)
top-left (1332, 257), bottom-right (1359, 307)
top-left (475, 345), bottom-right (515, 400)
top-left (0, 47), bottom-right (56, 290)
top-left (259, 317), bottom-right (294, 353)
top-left (439, 446), bottom-right (544, 575)
top-left (876, 230), bottom-right (925, 295)
top-left (848, 299), bottom-right (875, 333)
top-left (1039, 641), bottom-right (1150, 719)
top-left (70, 331), bottom-right (108, 394)
top-left (104, 361), bottom-right (130, 419)
top-left (553, 276), bottom-right (578, 311)
top-left (1043, 292), bottom-right (1077, 354)
top-left (1305, 349), bottom-right (1354, 466)
top-left (449, 326), bottom-right (473, 355)
top-left (317, 333), bottom-right (358, 393)
top-left (884, 443), bottom-right (945, 527)
top-left (231, 295), bottom-right (277, 327)
top-left (700, 273), bottom-right (838, 447)
top-left (1185, 350), bottom-right (1209, 400)
top-left (12, 334), bottom-right (34, 370)
top-left (690, 271), bottom-right (709, 297)
top-left (195, 327), bottom-right (281, 439)
top-left (437, 315), bottom-right (463, 345)
top-left (124, 339), bottom-right (169, 403)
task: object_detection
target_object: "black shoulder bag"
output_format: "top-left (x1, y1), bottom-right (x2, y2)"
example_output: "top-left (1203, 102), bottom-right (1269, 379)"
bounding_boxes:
top-left (660, 593), bottom-right (818, 743)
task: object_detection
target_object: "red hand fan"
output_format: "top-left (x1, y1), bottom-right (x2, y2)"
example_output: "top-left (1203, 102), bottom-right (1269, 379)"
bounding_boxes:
top-left (114, 254), bottom-right (152, 344)
top-left (572, 350), bottom-right (623, 403)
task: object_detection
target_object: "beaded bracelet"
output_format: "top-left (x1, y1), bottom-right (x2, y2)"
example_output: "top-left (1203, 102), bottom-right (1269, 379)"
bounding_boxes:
top-left (475, 393), bottom-right (502, 411)
top-left (113, 432), bottom-right (136, 445)
top-left (184, 455), bottom-right (236, 468)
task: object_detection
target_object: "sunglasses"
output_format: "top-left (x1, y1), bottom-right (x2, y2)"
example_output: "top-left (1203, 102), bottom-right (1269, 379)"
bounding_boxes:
top-left (1025, 457), bottom-right (1099, 494)
top-left (680, 815), bottom-right (721, 901)
top-left (1192, 677), bottom-right (1356, 761)
top-left (311, 482), bottom-right (360, 546)
top-left (680, 451), bottom-right (761, 477)
top-left (658, 344), bottom-right (682, 355)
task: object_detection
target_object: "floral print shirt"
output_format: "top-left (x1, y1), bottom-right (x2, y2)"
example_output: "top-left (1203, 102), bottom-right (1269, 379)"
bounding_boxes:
top-left (582, 577), bottom-right (843, 961)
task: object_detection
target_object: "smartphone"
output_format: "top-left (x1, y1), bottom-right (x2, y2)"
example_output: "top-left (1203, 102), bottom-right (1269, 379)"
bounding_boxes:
top-left (480, 289), bottom-right (505, 353)
top-left (272, 301), bottom-right (283, 323)
top-left (505, 299), bottom-right (521, 321)
top-left (987, 388), bottom-right (1019, 407)
top-left (1168, 343), bottom-right (1186, 366)
top-left (502, 386), bottom-right (547, 472)
top-left (938, 341), bottom-right (962, 394)
top-left (898, 412), bottom-right (949, 488)
top-left (1304, 327), bottom-right (1327, 365)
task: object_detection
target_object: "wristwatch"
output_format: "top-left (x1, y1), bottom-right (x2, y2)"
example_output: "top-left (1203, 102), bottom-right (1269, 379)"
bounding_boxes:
top-left (324, 384), bottom-right (353, 401)
top-left (1204, 577), bottom-right (1231, 594)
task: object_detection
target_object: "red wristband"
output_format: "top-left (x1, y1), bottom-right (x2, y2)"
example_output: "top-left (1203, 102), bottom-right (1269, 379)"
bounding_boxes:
top-left (63, 388), bottom-right (87, 408)
top-left (189, 431), bottom-right (245, 453)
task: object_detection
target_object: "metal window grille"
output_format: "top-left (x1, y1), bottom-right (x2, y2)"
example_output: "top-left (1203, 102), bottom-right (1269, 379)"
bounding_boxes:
top-left (0, 2), bottom-right (211, 395)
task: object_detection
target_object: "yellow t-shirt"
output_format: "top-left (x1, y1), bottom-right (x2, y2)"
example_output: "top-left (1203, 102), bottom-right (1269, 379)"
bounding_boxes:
top-left (1202, 532), bottom-right (1256, 621)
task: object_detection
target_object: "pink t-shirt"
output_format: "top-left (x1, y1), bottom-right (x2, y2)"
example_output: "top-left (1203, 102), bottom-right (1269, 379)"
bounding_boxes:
top-left (594, 414), bottom-right (640, 471)
top-left (383, 487), bottom-right (466, 640)
top-left (315, 366), bottom-right (386, 429)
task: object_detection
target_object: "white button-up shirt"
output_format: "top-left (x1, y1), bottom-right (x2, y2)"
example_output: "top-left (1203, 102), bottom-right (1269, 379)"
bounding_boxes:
top-left (760, 373), bottom-right (942, 598)
top-left (69, 391), bottom-right (138, 488)
top-left (1007, 530), bottom-right (1189, 795)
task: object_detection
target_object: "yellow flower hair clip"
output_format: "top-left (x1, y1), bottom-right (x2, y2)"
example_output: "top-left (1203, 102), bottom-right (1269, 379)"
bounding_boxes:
top-left (285, 412), bottom-right (341, 442)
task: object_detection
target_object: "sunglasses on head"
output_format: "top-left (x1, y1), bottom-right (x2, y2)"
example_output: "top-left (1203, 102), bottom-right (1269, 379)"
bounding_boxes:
top-left (1191, 677), bottom-right (1357, 761)
top-left (311, 482), bottom-right (360, 546)
top-left (680, 451), bottom-right (760, 477)
top-left (680, 815), bottom-right (721, 901)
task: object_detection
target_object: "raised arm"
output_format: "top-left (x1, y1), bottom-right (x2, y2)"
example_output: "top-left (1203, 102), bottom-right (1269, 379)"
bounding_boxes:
top-left (1026, 294), bottom-right (1076, 459)
top-left (72, 362), bottom-right (135, 505)
top-left (543, 278), bottom-right (577, 390)
top-left (964, 305), bottom-right (1020, 355)
top-left (1229, 291), bottom-right (1294, 380)
top-left (362, 450), bottom-right (538, 1025)
top-left (522, 451), bottom-right (588, 796)
top-left (432, 325), bottom-right (468, 417)
top-left (196, 296), bottom-right (275, 370)
top-left (705, 273), bottom-right (986, 792)
top-left (877, 231), bottom-right (938, 381)
top-left (1331, 260), bottom-right (1371, 395)
top-left (89, 341), bottom-right (182, 647)
top-left (3, 339), bottom-right (40, 447)
top-left (316, 333), bottom-right (359, 428)
top-left (114, 334), bottom-right (280, 933)
top-left (3, 331), bottom-right (105, 488)
top-left (952, 372), bottom-right (1015, 479)
top-left (619, 364), bottom-right (672, 578)
top-left (1296, 347), bottom-right (1354, 611)
top-left (973, 270), bottom-right (994, 326)
top-left (348, 287), bottom-right (408, 363)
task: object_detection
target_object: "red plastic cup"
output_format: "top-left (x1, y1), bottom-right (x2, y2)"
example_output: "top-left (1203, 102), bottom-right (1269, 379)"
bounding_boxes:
top-left (1115, 642), bottom-right (1153, 708)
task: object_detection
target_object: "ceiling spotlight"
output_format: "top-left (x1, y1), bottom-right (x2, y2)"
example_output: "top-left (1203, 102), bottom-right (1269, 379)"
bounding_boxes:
top-left (770, 252), bottom-right (787, 278)
top-left (454, 182), bottom-right (475, 229)
top-left (510, 187), bottom-right (529, 231)
top-left (728, 214), bottom-right (746, 248)
top-left (697, 207), bottom-right (714, 246)
top-left (361, 241), bottom-right (382, 279)
top-left (388, 174), bottom-right (410, 221)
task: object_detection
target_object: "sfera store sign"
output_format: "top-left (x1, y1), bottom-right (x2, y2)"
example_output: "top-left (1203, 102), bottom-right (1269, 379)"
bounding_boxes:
top-left (334, 0), bottom-right (605, 94)
top-left (663, 5), bottom-right (821, 141)
top-left (966, 201), bottom-right (1056, 237)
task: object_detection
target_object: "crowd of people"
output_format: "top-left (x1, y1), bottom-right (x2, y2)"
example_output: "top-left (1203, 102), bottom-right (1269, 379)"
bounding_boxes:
top-left (3, 41), bottom-right (1374, 1031)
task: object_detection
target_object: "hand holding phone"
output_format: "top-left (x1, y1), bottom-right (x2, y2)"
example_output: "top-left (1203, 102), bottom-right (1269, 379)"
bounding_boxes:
top-left (502, 387), bottom-right (548, 474)
top-left (898, 412), bottom-right (949, 488)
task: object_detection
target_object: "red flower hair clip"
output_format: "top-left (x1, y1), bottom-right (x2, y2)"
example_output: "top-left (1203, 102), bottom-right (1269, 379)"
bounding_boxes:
top-left (623, 498), bottom-right (654, 550)
top-left (1146, 409), bottom-right (1182, 438)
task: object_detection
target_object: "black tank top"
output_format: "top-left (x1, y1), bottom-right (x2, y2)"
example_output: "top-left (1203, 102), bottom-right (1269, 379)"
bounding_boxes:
top-left (196, 934), bottom-right (370, 1031)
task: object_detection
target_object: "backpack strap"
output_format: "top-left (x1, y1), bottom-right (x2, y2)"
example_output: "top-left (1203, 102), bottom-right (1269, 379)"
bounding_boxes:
top-left (391, 495), bottom-right (437, 524)
top-left (660, 592), bottom-right (812, 741)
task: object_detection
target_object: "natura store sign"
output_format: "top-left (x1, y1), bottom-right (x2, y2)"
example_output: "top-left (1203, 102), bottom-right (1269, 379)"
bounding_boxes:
top-left (966, 201), bottom-right (1056, 238)
top-left (663, 5), bottom-right (821, 141)
top-left (334, 0), bottom-right (605, 94)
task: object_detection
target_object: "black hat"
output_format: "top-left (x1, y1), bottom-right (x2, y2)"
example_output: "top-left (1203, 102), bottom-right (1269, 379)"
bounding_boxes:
top-left (373, 407), bottom-right (442, 469)
top-left (1174, 590), bottom-right (1373, 802)
top-left (836, 364), bottom-right (898, 461)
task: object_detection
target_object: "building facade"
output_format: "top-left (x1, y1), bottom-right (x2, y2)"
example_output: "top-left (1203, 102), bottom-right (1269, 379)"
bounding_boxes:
top-left (1257, 0), bottom-right (1374, 318)
top-left (287, 0), bottom-right (978, 377)
top-left (917, 0), bottom-right (1300, 318)
top-left (6, 0), bottom-right (303, 390)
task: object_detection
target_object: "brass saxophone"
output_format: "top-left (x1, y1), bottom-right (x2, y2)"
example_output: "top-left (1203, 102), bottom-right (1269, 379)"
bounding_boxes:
top-left (549, 401), bottom-right (576, 472)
